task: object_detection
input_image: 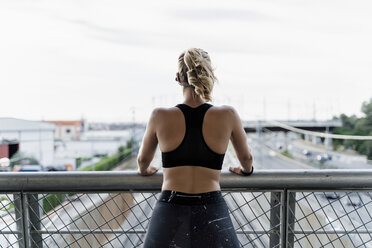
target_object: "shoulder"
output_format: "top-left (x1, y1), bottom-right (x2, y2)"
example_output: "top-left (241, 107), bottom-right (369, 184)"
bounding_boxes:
top-left (208, 105), bottom-right (241, 128)
top-left (209, 104), bottom-right (239, 117)
top-left (150, 106), bottom-right (179, 115)
top-left (149, 106), bottom-right (180, 121)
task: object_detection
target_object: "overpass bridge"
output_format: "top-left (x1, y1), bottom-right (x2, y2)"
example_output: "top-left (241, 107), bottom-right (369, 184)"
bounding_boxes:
top-left (243, 120), bottom-right (342, 133)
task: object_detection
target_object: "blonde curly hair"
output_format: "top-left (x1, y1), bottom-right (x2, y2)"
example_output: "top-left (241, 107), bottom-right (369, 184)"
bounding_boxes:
top-left (177, 48), bottom-right (217, 102)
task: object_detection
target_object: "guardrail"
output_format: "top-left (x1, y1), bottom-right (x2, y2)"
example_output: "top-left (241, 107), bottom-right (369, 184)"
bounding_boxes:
top-left (1, 170), bottom-right (372, 248)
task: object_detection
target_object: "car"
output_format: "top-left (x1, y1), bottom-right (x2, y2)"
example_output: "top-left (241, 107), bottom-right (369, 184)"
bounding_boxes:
top-left (12, 164), bottom-right (44, 172)
top-left (323, 153), bottom-right (332, 160)
top-left (316, 155), bottom-right (328, 162)
top-left (323, 192), bottom-right (340, 200)
top-left (0, 158), bottom-right (10, 172)
top-left (45, 165), bottom-right (67, 171)
top-left (346, 198), bottom-right (362, 207)
top-left (317, 154), bottom-right (332, 162)
top-left (303, 149), bottom-right (312, 156)
top-left (276, 143), bottom-right (283, 150)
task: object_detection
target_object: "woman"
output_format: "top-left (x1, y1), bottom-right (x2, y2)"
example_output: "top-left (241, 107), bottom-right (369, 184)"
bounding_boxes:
top-left (137, 48), bottom-right (253, 248)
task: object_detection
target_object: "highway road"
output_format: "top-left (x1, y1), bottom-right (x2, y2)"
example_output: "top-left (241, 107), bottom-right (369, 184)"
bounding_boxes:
top-left (263, 132), bottom-right (371, 170)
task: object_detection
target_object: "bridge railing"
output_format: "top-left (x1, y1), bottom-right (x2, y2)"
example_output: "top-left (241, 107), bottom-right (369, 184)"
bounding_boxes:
top-left (1, 170), bottom-right (372, 248)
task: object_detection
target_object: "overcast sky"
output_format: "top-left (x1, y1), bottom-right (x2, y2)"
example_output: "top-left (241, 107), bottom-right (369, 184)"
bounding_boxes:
top-left (1, 0), bottom-right (371, 123)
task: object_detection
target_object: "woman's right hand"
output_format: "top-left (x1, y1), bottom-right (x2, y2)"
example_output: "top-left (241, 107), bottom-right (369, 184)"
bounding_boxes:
top-left (138, 166), bottom-right (159, 176)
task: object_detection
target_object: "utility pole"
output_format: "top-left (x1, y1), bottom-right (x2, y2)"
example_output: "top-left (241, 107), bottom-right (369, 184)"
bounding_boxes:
top-left (131, 107), bottom-right (137, 156)
top-left (38, 128), bottom-right (42, 166)
top-left (91, 141), bottom-right (94, 171)
top-left (325, 125), bottom-right (330, 153)
top-left (256, 120), bottom-right (263, 165)
top-left (312, 101), bottom-right (316, 121)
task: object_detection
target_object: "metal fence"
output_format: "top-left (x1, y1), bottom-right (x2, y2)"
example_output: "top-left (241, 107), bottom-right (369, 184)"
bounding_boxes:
top-left (1, 170), bottom-right (372, 248)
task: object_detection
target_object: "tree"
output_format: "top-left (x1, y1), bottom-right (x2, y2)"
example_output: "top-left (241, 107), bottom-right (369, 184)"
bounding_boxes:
top-left (361, 98), bottom-right (372, 126)
top-left (333, 97), bottom-right (372, 160)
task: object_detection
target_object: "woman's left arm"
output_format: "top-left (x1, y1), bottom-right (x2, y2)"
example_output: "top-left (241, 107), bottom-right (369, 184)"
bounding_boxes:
top-left (137, 109), bottom-right (159, 176)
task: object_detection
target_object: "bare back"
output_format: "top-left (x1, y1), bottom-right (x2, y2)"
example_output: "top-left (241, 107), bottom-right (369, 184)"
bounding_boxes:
top-left (155, 104), bottom-right (234, 193)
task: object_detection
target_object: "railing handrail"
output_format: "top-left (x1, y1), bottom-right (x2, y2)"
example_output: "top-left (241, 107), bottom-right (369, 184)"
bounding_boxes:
top-left (1, 169), bottom-right (372, 191)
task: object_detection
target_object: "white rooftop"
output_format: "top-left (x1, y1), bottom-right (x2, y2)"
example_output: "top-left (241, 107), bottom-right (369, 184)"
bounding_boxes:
top-left (0, 118), bottom-right (56, 132)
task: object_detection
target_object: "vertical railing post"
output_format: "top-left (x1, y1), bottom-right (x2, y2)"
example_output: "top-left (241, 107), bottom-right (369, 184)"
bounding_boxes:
top-left (28, 194), bottom-right (43, 248)
top-left (287, 192), bottom-right (296, 248)
top-left (280, 190), bottom-right (288, 248)
top-left (14, 193), bottom-right (25, 248)
top-left (280, 190), bottom-right (296, 248)
top-left (270, 192), bottom-right (281, 247)
top-left (21, 193), bottom-right (31, 248)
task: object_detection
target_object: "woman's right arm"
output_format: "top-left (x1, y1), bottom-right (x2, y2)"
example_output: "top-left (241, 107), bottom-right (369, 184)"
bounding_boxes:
top-left (227, 106), bottom-right (253, 175)
top-left (137, 108), bottom-right (160, 176)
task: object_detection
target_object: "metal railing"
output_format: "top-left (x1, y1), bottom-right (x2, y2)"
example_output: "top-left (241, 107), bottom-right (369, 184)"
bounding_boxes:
top-left (1, 170), bottom-right (372, 248)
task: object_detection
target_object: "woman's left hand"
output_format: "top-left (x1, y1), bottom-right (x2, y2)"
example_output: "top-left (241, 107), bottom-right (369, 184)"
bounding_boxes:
top-left (228, 166), bottom-right (250, 176)
top-left (138, 166), bottom-right (159, 176)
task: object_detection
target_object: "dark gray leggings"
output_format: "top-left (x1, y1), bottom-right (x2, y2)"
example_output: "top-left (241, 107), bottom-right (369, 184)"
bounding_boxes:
top-left (143, 190), bottom-right (240, 248)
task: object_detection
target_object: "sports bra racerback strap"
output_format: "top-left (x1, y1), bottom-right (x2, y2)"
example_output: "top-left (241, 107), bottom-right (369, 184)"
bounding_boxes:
top-left (161, 103), bottom-right (225, 170)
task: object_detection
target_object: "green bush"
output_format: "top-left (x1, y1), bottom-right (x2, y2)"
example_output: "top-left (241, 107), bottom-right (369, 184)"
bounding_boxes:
top-left (0, 196), bottom-right (14, 212)
top-left (81, 147), bottom-right (132, 171)
top-left (9, 152), bottom-right (40, 168)
top-left (282, 150), bottom-right (293, 159)
top-left (75, 157), bottom-right (91, 168)
top-left (42, 194), bottom-right (65, 214)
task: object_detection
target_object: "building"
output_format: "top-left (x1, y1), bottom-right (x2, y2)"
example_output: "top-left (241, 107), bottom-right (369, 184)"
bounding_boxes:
top-left (0, 138), bottom-right (19, 158)
top-left (0, 118), bottom-right (55, 165)
top-left (45, 120), bottom-right (84, 141)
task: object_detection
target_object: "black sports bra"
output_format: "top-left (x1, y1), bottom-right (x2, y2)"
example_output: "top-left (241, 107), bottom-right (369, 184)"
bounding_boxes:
top-left (161, 103), bottom-right (225, 170)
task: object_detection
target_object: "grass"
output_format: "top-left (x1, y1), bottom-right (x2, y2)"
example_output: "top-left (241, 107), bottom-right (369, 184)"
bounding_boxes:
top-left (282, 150), bottom-right (293, 159)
